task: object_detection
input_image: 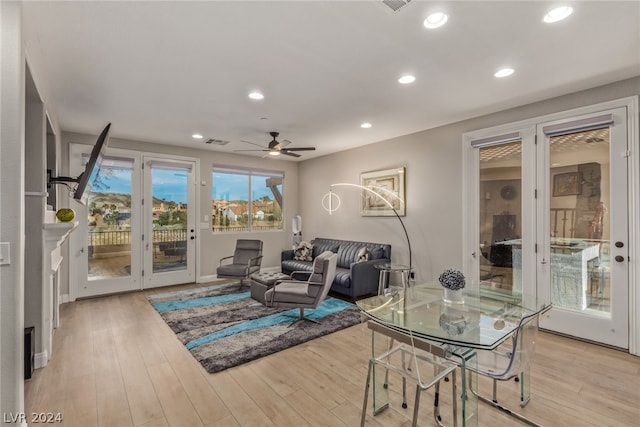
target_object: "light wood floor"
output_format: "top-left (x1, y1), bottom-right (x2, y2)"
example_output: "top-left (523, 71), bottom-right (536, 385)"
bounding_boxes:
top-left (25, 282), bottom-right (640, 427)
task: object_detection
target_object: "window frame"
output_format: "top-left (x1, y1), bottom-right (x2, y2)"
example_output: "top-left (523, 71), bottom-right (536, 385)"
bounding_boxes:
top-left (211, 165), bottom-right (285, 233)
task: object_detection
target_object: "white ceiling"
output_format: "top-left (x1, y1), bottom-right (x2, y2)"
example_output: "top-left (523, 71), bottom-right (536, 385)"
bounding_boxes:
top-left (23, 1), bottom-right (640, 161)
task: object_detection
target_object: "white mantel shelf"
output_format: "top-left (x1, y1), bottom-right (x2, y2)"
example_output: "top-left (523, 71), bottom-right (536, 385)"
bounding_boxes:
top-left (44, 220), bottom-right (78, 246)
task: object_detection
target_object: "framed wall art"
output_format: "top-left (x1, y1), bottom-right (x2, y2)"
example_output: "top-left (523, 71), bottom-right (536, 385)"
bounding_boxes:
top-left (360, 167), bottom-right (406, 216)
top-left (553, 172), bottom-right (582, 196)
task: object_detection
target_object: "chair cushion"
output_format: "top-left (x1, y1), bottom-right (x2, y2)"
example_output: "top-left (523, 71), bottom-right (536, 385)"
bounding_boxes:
top-left (233, 239), bottom-right (263, 265)
top-left (217, 264), bottom-right (259, 277)
top-left (309, 251), bottom-right (334, 284)
top-left (269, 281), bottom-right (314, 304)
top-left (217, 264), bottom-right (247, 276)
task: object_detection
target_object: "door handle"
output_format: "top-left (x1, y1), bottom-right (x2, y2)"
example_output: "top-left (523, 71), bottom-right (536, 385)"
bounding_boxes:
top-left (190, 236), bottom-right (195, 240)
top-left (615, 255), bottom-right (625, 263)
top-left (615, 241), bottom-right (624, 248)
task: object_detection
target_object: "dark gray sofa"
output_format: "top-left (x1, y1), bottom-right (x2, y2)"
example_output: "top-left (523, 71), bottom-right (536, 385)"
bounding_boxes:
top-left (281, 237), bottom-right (391, 300)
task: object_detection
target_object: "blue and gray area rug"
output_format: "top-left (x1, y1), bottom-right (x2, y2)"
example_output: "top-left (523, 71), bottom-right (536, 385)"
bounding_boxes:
top-left (148, 282), bottom-right (362, 373)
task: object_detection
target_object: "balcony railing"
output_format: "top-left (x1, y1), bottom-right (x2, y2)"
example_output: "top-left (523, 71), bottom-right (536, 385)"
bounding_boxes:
top-left (88, 228), bottom-right (187, 246)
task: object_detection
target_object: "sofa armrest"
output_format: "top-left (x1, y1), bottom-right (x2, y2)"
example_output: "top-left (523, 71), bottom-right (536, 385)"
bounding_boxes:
top-left (350, 258), bottom-right (390, 296)
top-left (281, 249), bottom-right (294, 261)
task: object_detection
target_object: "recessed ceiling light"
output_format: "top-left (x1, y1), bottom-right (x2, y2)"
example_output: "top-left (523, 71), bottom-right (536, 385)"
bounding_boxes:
top-left (423, 12), bottom-right (448, 29)
top-left (398, 75), bottom-right (416, 84)
top-left (268, 151), bottom-right (280, 156)
top-left (494, 68), bottom-right (515, 78)
top-left (544, 6), bottom-right (573, 23)
top-left (248, 91), bottom-right (264, 100)
top-left (361, 122), bottom-right (372, 129)
top-left (192, 133), bottom-right (203, 139)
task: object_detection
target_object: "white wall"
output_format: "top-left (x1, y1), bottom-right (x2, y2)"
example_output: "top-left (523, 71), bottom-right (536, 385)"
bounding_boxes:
top-left (299, 76), bottom-right (640, 285)
top-left (0, 1), bottom-right (26, 422)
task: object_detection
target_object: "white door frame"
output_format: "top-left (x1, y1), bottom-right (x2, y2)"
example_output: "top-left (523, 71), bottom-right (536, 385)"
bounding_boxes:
top-left (142, 154), bottom-right (198, 288)
top-left (462, 96), bottom-right (639, 355)
top-left (68, 145), bottom-right (142, 300)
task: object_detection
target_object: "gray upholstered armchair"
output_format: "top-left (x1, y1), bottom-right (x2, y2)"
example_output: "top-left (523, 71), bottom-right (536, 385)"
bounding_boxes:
top-left (216, 239), bottom-right (263, 289)
top-left (264, 251), bottom-right (338, 325)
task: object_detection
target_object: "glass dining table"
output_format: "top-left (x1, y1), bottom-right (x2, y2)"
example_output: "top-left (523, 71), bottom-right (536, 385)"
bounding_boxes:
top-left (356, 283), bottom-right (550, 427)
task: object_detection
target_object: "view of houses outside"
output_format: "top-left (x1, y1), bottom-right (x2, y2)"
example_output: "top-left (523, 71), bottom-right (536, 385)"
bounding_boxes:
top-left (212, 170), bottom-right (283, 232)
top-left (86, 164), bottom-right (189, 279)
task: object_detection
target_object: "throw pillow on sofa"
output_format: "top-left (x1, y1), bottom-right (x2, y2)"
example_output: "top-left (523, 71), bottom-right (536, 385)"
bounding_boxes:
top-left (370, 246), bottom-right (386, 260)
top-left (357, 246), bottom-right (370, 262)
top-left (293, 241), bottom-right (313, 261)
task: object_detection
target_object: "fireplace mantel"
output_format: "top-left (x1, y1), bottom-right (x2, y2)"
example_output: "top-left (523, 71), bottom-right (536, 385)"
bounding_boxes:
top-left (39, 213), bottom-right (78, 367)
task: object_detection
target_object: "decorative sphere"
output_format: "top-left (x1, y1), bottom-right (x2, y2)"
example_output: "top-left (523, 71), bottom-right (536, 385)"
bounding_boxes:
top-left (438, 269), bottom-right (466, 290)
top-left (56, 208), bottom-right (76, 222)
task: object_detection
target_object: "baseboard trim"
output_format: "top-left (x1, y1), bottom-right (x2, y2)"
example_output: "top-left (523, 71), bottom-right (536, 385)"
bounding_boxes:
top-left (61, 294), bottom-right (70, 304)
top-left (197, 274), bottom-right (218, 283)
top-left (34, 351), bottom-right (48, 369)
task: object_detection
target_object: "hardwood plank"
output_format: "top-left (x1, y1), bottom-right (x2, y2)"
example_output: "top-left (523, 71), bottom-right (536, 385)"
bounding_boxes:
top-left (229, 364), bottom-right (311, 427)
top-left (206, 370), bottom-right (276, 427)
top-left (146, 362), bottom-right (204, 427)
top-left (24, 283), bottom-right (640, 427)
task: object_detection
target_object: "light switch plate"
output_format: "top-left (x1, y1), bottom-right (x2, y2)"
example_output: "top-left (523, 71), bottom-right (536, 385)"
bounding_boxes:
top-left (0, 242), bottom-right (10, 265)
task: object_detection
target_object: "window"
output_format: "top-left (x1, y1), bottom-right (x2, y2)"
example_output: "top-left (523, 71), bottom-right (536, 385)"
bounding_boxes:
top-left (212, 167), bottom-right (284, 232)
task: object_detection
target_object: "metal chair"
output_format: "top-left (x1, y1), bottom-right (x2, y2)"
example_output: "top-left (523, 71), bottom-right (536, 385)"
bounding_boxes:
top-left (216, 239), bottom-right (263, 289)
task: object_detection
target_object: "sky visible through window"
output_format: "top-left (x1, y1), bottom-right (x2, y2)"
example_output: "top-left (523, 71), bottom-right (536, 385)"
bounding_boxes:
top-left (212, 172), bottom-right (276, 201)
top-left (90, 168), bottom-right (276, 204)
top-left (91, 168), bottom-right (189, 203)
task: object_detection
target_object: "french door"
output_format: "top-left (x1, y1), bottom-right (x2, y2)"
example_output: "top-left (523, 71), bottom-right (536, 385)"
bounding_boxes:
top-left (464, 101), bottom-right (633, 349)
top-left (142, 158), bottom-right (196, 288)
top-left (69, 147), bottom-right (196, 299)
top-left (536, 108), bottom-right (629, 348)
top-left (69, 146), bottom-right (142, 298)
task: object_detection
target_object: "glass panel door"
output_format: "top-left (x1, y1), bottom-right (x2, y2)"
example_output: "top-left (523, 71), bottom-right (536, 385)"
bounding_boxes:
top-left (538, 108), bottom-right (629, 348)
top-left (69, 146), bottom-right (141, 298)
top-left (143, 158), bottom-right (196, 288)
top-left (478, 140), bottom-right (523, 294)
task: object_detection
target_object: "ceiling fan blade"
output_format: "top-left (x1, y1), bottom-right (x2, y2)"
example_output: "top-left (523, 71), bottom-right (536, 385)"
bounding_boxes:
top-left (282, 147), bottom-right (316, 151)
top-left (281, 150), bottom-right (301, 158)
top-left (280, 139), bottom-right (292, 148)
top-left (240, 140), bottom-right (266, 148)
top-left (233, 149), bottom-right (269, 152)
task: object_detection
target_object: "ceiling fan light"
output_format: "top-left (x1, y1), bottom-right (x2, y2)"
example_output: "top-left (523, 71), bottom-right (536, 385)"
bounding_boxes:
top-left (268, 150), bottom-right (280, 156)
top-left (361, 122), bottom-right (372, 129)
top-left (248, 91), bottom-right (264, 100)
top-left (191, 133), bottom-right (203, 139)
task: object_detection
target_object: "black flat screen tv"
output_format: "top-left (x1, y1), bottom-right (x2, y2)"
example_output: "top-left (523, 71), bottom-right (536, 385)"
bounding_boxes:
top-left (73, 123), bottom-right (111, 201)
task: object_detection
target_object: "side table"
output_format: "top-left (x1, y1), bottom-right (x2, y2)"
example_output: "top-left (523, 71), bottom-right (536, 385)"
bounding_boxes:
top-left (374, 262), bottom-right (412, 295)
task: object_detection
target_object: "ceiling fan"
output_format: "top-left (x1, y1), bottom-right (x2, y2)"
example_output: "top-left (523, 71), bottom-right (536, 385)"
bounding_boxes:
top-left (235, 131), bottom-right (316, 158)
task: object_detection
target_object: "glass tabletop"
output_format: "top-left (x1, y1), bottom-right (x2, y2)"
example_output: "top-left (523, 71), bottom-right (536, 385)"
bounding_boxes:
top-left (373, 262), bottom-right (411, 271)
top-left (356, 282), bottom-right (549, 350)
